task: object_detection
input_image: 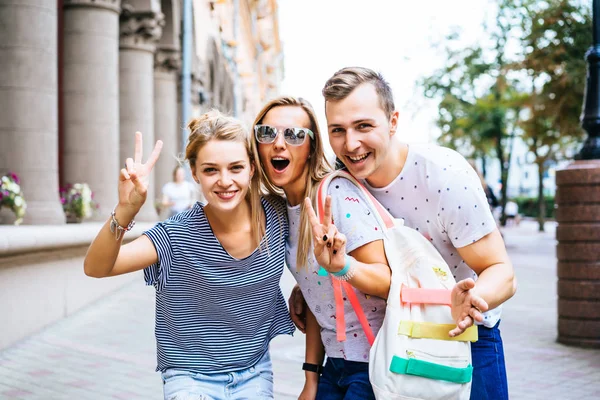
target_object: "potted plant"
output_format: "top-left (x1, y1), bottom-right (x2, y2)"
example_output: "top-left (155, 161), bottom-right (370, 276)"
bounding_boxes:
top-left (59, 183), bottom-right (99, 223)
top-left (0, 172), bottom-right (27, 225)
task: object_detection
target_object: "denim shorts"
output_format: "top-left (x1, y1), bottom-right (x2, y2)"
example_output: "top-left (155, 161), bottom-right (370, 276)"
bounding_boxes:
top-left (161, 352), bottom-right (274, 400)
top-left (470, 320), bottom-right (509, 400)
top-left (316, 357), bottom-right (375, 400)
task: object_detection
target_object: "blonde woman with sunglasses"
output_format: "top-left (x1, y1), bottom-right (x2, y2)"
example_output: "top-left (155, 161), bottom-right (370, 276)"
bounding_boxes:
top-left (252, 97), bottom-right (391, 400)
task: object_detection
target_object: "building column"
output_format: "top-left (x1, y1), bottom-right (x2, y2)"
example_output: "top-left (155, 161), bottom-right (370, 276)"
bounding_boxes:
top-left (556, 162), bottom-right (600, 348)
top-left (154, 48), bottom-right (180, 205)
top-left (62, 0), bottom-right (121, 220)
top-left (176, 65), bottom-right (204, 157)
top-left (119, 8), bottom-right (163, 221)
top-left (0, 0), bottom-right (64, 224)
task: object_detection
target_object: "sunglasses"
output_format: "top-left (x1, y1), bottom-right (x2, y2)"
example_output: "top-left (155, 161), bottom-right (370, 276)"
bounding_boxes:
top-left (254, 125), bottom-right (314, 146)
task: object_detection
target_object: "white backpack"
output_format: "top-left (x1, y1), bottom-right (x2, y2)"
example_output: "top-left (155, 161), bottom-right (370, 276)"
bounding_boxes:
top-left (317, 171), bottom-right (477, 400)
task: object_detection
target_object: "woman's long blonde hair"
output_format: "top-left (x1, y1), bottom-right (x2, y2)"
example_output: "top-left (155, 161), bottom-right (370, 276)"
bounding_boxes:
top-left (186, 109), bottom-right (264, 248)
top-left (251, 97), bottom-right (331, 269)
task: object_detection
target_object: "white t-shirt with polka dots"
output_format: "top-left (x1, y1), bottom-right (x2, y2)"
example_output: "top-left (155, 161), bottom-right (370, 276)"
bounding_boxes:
top-left (363, 144), bottom-right (502, 328)
top-left (286, 177), bottom-right (387, 362)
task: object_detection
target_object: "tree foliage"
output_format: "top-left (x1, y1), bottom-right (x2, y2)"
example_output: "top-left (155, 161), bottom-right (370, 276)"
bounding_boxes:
top-left (421, 0), bottom-right (591, 230)
top-left (509, 0), bottom-right (590, 230)
top-left (421, 4), bottom-right (524, 224)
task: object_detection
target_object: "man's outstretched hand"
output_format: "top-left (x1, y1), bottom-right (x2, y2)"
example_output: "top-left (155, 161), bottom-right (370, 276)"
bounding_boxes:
top-left (449, 278), bottom-right (489, 337)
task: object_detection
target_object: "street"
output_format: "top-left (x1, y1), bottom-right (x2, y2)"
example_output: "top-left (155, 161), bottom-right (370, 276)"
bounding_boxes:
top-left (0, 221), bottom-right (599, 399)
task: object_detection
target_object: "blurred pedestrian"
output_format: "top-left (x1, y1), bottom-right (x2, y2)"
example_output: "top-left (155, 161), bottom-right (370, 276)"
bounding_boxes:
top-left (505, 200), bottom-right (520, 226)
top-left (468, 160), bottom-right (499, 211)
top-left (161, 165), bottom-right (197, 218)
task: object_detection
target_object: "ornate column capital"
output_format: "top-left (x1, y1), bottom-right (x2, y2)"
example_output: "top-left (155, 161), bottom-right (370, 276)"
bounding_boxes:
top-left (176, 71), bottom-right (208, 106)
top-left (190, 75), bottom-right (206, 106)
top-left (64, 0), bottom-right (121, 13)
top-left (155, 48), bottom-right (181, 74)
top-left (119, 7), bottom-right (164, 52)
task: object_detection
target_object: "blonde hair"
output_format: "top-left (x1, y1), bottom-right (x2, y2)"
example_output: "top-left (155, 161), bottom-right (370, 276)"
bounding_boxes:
top-left (186, 109), bottom-right (264, 248)
top-left (251, 97), bottom-right (331, 269)
top-left (322, 67), bottom-right (395, 119)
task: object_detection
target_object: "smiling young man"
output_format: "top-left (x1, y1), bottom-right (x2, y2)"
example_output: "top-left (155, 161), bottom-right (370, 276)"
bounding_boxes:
top-left (291, 67), bottom-right (517, 399)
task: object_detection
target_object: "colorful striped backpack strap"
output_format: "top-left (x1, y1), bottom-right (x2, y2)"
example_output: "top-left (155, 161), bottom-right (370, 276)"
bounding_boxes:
top-left (316, 170), bottom-right (388, 346)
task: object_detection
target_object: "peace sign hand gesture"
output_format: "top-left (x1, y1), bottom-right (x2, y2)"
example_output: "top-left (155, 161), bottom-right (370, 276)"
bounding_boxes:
top-left (119, 132), bottom-right (163, 214)
top-left (304, 196), bottom-right (347, 274)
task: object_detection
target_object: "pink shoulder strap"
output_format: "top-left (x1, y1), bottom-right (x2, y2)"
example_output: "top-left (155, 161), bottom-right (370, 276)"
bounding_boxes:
top-left (316, 171), bottom-right (383, 346)
top-left (401, 285), bottom-right (452, 306)
top-left (317, 171), bottom-right (394, 230)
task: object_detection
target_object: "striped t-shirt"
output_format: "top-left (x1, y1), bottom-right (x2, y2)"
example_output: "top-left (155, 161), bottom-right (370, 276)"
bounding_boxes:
top-left (143, 196), bottom-right (295, 374)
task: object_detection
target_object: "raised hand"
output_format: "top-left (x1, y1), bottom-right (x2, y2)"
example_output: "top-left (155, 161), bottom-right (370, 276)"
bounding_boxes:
top-left (304, 196), bottom-right (347, 274)
top-left (119, 132), bottom-right (163, 214)
top-left (449, 278), bottom-right (489, 337)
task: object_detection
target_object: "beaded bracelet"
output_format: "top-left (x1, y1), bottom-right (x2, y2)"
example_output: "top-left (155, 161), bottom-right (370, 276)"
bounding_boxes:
top-left (331, 255), bottom-right (356, 281)
top-left (109, 206), bottom-right (136, 241)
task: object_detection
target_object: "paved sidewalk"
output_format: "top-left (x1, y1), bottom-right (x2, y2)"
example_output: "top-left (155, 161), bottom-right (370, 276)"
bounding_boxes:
top-left (1, 220), bottom-right (599, 399)
top-left (0, 267), bottom-right (304, 400)
top-left (500, 221), bottom-right (600, 400)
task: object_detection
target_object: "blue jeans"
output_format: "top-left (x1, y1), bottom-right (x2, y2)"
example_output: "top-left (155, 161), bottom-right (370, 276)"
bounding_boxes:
top-left (316, 358), bottom-right (375, 400)
top-left (470, 320), bottom-right (509, 400)
top-left (161, 352), bottom-right (273, 400)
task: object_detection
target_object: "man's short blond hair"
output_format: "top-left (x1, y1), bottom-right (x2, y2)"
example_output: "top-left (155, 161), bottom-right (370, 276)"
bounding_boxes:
top-left (322, 67), bottom-right (395, 118)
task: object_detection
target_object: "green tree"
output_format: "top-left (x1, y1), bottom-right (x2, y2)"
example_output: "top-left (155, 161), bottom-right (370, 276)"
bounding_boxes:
top-left (422, 5), bottom-right (525, 225)
top-left (422, 0), bottom-right (590, 230)
top-left (508, 0), bottom-right (590, 231)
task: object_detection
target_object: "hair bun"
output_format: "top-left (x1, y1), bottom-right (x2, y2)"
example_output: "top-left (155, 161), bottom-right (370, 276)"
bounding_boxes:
top-left (187, 110), bottom-right (223, 134)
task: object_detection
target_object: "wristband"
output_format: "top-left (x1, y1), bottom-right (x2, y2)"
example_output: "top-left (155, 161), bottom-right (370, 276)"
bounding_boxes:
top-left (331, 255), bottom-right (352, 277)
top-left (110, 206), bottom-right (136, 240)
top-left (302, 362), bottom-right (323, 375)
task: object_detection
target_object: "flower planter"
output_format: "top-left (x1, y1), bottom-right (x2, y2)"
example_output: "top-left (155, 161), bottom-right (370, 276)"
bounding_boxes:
top-left (66, 215), bottom-right (83, 224)
top-left (0, 207), bottom-right (18, 225)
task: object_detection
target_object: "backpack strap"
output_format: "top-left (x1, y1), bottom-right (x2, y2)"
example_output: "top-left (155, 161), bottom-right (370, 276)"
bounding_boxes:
top-left (390, 355), bottom-right (473, 384)
top-left (343, 281), bottom-right (375, 346)
top-left (400, 285), bottom-right (452, 306)
top-left (316, 171), bottom-right (382, 346)
top-left (332, 278), bottom-right (347, 341)
top-left (317, 170), bottom-right (395, 230)
top-left (398, 321), bottom-right (478, 342)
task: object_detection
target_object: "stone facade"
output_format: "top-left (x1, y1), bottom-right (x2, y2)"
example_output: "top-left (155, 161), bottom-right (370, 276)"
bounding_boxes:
top-left (0, 1), bottom-right (65, 225)
top-left (210, 0), bottom-right (283, 125)
top-left (0, 0), bottom-right (283, 226)
top-left (0, 0), bottom-right (283, 350)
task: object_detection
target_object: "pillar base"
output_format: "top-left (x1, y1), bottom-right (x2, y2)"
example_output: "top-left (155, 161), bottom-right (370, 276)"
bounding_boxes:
top-left (557, 337), bottom-right (600, 349)
top-left (134, 202), bottom-right (159, 223)
top-left (23, 201), bottom-right (66, 225)
top-left (555, 160), bottom-right (600, 348)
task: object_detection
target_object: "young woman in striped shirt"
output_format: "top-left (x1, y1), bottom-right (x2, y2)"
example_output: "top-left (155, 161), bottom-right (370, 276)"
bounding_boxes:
top-left (84, 110), bottom-right (294, 399)
top-left (252, 97), bottom-right (391, 400)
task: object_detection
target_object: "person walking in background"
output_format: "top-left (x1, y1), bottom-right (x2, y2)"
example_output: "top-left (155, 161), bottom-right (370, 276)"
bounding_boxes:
top-left (468, 160), bottom-right (500, 224)
top-left (161, 165), bottom-right (199, 218)
top-left (83, 110), bottom-right (294, 400)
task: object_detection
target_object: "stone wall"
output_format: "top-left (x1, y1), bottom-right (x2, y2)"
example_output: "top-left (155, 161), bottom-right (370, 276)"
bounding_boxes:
top-left (0, 223), bottom-right (153, 350)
